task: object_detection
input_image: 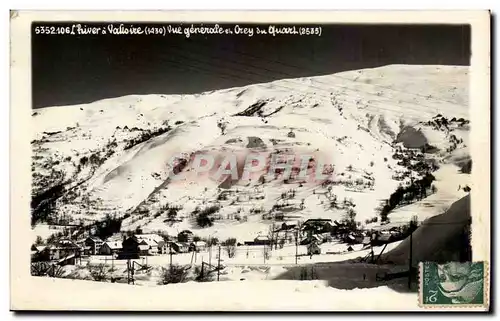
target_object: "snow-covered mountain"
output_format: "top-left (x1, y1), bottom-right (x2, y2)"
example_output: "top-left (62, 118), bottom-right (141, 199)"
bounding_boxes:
top-left (31, 64), bottom-right (471, 242)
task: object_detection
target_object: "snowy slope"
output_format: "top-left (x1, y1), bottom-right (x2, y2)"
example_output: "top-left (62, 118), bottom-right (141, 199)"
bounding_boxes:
top-left (381, 194), bottom-right (471, 266)
top-left (19, 277), bottom-right (420, 311)
top-left (31, 64), bottom-right (470, 242)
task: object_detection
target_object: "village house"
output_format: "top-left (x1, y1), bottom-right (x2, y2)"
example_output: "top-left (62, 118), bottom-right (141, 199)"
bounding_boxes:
top-left (142, 238), bottom-right (159, 255)
top-left (189, 241), bottom-right (207, 252)
top-left (120, 237), bottom-right (141, 259)
top-left (279, 221), bottom-right (298, 232)
top-left (31, 244), bottom-right (46, 261)
top-left (75, 238), bottom-right (91, 256)
top-left (273, 221), bottom-right (300, 243)
top-left (370, 231), bottom-right (396, 246)
top-left (84, 236), bottom-right (104, 255)
top-left (300, 234), bottom-right (322, 246)
top-left (99, 240), bottom-right (123, 255)
top-left (119, 233), bottom-right (168, 258)
top-left (171, 242), bottom-right (189, 253)
top-left (34, 239), bottom-right (82, 265)
top-left (253, 235), bottom-right (272, 246)
top-left (343, 232), bottom-right (365, 245)
top-left (301, 218), bottom-right (334, 235)
top-left (135, 234), bottom-right (167, 254)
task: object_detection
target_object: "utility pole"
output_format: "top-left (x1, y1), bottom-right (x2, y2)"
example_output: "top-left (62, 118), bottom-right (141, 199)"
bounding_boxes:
top-left (274, 224), bottom-right (278, 250)
top-left (127, 259), bottom-right (132, 284)
top-left (295, 229), bottom-right (298, 265)
top-left (169, 242), bottom-right (173, 271)
top-left (209, 244), bottom-right (212, 267)
top-left (217, 245), bottom-right (221, 281)
top-left (408, 231), bottom-right (413, 290)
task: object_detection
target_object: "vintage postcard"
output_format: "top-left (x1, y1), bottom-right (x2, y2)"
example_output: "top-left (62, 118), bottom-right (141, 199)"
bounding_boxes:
top-left (10, 10), bottom-right (490, 311)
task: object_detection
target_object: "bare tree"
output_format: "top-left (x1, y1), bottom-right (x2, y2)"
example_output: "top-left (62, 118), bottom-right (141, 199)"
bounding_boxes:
top-left (159, 265), bottom-right (190, 285)
top-left (88, 263), bottom-right (108, 282)
top-left (223, 238), bottom-right (237, 258)
top-left (31, 262), bottom-right (50, 276)
top-left (31, 262), bottom-right (65, 278)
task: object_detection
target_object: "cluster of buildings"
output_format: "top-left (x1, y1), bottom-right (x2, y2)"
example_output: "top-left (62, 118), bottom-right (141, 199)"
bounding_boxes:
top-left (31, 230), bottom-right (210, 265)
top-left (31, 218), bottom-right (411, 266)
top-left (248, 218), bottom-right (409, 256)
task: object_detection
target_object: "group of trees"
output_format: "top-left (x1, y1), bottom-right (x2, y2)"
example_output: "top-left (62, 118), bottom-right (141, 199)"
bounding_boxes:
top-left (124, 126), bottom-right (171, 150)
top-left (379, 173), bottom-right (436, 221)
top-left (159, 265), bottom-right (190, 285)
top-left (194, 205), bottom-right (220, 228)
top-left (31, 183), bottom-right (66, 226)
top-left (342, 208), bottom-right (357, 231)
top-left (31, 262), bottom-right (65, 278)
top-left (94, 214), bottom-right (123, 241)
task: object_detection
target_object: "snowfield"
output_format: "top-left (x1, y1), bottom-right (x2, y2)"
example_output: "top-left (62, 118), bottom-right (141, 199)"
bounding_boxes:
top-left (20, 277), bottom-right (419, 311)
top-left (31, 63), bottom-right (470, 246)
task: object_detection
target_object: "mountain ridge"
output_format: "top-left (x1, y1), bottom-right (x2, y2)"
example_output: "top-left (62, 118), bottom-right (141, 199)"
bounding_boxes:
top-left (31, 64), bottom-right (470, 242)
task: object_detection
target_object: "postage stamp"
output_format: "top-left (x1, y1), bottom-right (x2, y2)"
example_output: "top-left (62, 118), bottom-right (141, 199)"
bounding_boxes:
top-left (419, 262), bottom-right (489, 308)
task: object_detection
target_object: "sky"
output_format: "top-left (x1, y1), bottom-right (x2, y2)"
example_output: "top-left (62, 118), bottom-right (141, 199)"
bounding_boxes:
top-left (32, 23), bottom-right (470, 109)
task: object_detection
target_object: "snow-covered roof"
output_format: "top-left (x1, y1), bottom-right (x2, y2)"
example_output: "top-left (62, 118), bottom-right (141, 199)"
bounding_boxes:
top-left (193, 241), bottom-right (207, 247)
top-left (135, 234), bottom-right (164, 244)
top-left (86, 236), bottom-right (103, 243)
top-left (139, 239), bottom-right (158, 247)
top-left (138, 244), bottom-right (149, 251)
top-left (57, 253), bottom-right (75, 264)
top-left (104, 241), bottom-right (122, 250)
top-left (254, 235), bottom-right (269, 241)
top-left (379, 234), bottom-right (391, 241)
top-left (56, 239), bottom-right (81, 248)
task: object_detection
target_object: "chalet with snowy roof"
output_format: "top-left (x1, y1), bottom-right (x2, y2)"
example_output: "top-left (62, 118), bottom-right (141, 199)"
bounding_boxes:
top-left (300, 234), bottom-right (322, 246)
top-left (279, 221), bottom-right (298, 231)
top-left (120, 237), bottom-right (141, 259)
top-left (119, 233), bottom-right (167, 258)
top-left (301, 218), bottom-right (334, 234)
top-left (342, 232), bottom-right (364, 245)
top-left (34, 239), bottom-right (82, 264)
top-left (253, 235), bottom-right (272, 246)
top-left (135, 234), bottom-right (167, 254)
top-left (189, 241), bottom-right (207, 252)
top-left (370, 231), bottom-right (397, 246)
top-left (171, 242), bottom-right (189, 253)
top-left (31, 244), bottom-right (47, 261)
top-left (84, 236), bottom-right (104, 255)
top-left (99, 241), bottom-right (123, 255)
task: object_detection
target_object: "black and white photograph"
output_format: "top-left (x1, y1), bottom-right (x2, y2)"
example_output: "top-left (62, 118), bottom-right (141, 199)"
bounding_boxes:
top-left (10, 10), bottom-right (491, 311)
